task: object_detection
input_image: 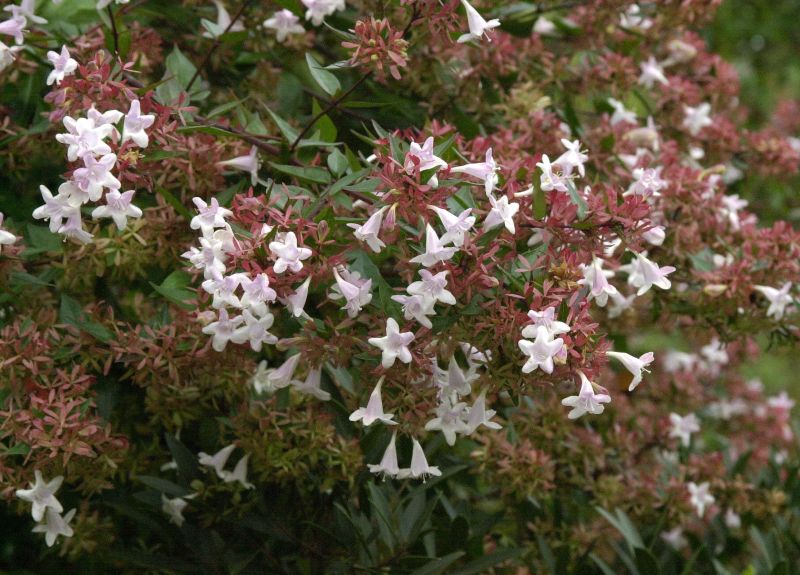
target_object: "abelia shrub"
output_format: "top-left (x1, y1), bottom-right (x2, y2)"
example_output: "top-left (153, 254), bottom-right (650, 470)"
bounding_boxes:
top-left (0, 0), bottom-right (799, 572)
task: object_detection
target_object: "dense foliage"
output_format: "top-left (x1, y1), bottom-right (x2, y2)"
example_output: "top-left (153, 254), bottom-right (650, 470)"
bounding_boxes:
top-left (1, 0), bottom-right (799, 573)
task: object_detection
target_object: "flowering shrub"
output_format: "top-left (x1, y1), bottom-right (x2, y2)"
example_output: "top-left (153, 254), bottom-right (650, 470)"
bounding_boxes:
top-left (1, 0), bottom-right (800, 572)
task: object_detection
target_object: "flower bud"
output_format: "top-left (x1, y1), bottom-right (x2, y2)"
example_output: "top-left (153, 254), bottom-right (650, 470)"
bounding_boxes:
top-left (703, 284), bottom-right (728, 297)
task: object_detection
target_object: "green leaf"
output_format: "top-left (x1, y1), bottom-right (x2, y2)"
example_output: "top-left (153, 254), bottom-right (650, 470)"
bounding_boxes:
top-left (165, 433), bottom-right (200, 483)
top-left (327, 148), bottom-right (349, 176)
top-left (137, 475), bottom-right (193, 497)
top-left (450, 548), bottom-right (524, 575)
top-left (151, 271), bottom-right (195, 310)
top-left (4, 443), bottom-right (31, 456)
top-left (269, 163), bottom-right (331, 184)
top-left (566, 180), bottom-right (589, 220)
top-left (59, 294), bottom-right (113, 342)
top-left (306, 53), bottom-right (341, 97)
top-left (266, 107), bottom-right (300, 143)
top-left (533, 181), bottom-right (547, 220)
top-left (596, 507), bottom-right (644, 552)
top-left (410, 552), bottom-right (466, 575)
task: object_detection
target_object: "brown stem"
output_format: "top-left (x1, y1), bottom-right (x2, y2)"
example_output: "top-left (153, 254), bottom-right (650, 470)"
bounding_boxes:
top-left (107, 6), bottom-right (119, 55)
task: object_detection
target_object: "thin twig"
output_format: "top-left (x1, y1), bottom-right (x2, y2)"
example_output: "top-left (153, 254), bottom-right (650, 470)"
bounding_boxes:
top-left (107, 6), bottom-right (119, 55)
top-left (186, 0), bottom-right (255, 92)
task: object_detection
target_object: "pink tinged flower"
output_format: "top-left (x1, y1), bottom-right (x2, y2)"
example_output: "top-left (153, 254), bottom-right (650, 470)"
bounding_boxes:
top-left (239, 309), bottom-right (278, 352)
top-left (261, 354), bottom-right (301, 392)
top-left (349, 377), bottom-right (396, 426)
top-left (464, 389), bottom-right (502, 435)
top-left (752, 282), bottom-right (793, 320)
top-left (368, 430), bottom-right (400, 479)
top-left (408, 269), bottom-right (456, 306)
top-left (368, 317), bottom-right (415, 368)
top-left (424, 398), bottom-right (469, 446)
top-left (191, 196), bottom-right (233, 237)
top-left (0, 40), bottom-right (22, 72)
top-left (59, 212), bottom-right (93, 244)
top-left (607, 290), bottom-right (636, 319)
top-left (292, 367), bottom-right (331, 401)
top-left (434, 356), bottom-right (478, 398)
top-left (5, 0), bottom-right (47, 25)
top-left (282, 276), bottom-right (312, 317)
top-left (682, 103), bottom-right (713, 136)
top-left (561, 371), bottom-right (611, 419)
top-left (398, 439), bottom-right (442, 481)
top-left (553, 139), bottom-right (588, 178)
top-left (625, 167), bottom-right (667, 197)
top-left (73, 153), bottom-right (120, 201)
top-left (300, 0), bottom-right (343, 26)
top-left (391, 293), bottom-right (435, 328)
top-left (618, 4), bottom-right (652, 31)
top-left (642, 223), bottom-right (665, 246)
top-left (669, 412), bottom-right (700, 447)
top-left (222, 454), bottom-right (254, 489)
top-left (91, 189), bottom-right (142, 230)
top-left (56, 117), bottom-right (113, 162)
top-left (429, 205), bottom-right (475, 247)
top-left (0, 14), bottom-right (26, 45)
top-left (608, 97), bottom-right (637, 126)
top-left (217, 145), bottom-right (260, 185)
top-left (725, 509), bottom-right (741, 529)
top-left (347, 205), bottom-right (388, 253)
top-left (451, 148), bottom-right (500, 196)
top-left (719, 194), bottom-right (748, 231)
top-left (15, 470), bottom-right (64, 522)
top-left (606, 351), bottom-right (654, 391)
top-left (482, 193), bottom-right (519, 234)
top-left (409, 224), bottom-right (457, 267)
top-left (162, 495), bottom-right (189, 526)
top-left (87, 106), bottom-right (124, 140)
top-left (121, 99), bottom-right (155, 149)
top-left (578, 257), bottom-right (618, 307)
top-left (661, 527), bottom-right (687, 551)
top-left (405, 137), bottom-right (448, 174)
top-left (638, 56), bottom-right (668, 89)
top-left (262, 9), bottom-right (305, 42)
top-left (0, 212), bottom-right (16, 251)
top-left (521, 307), bottom-right (570, 338)
top-left (687, 481), bottom-right (714, 518)
top-left (767, 391), bottom-right (795, 413)
top-left (46, 45), bottom-right (77, 86)
top-left (537, 154), bottom-right (568, 193)
top-left (625, 252), bottom-right (675, 295)
top-left (198, 444), bottom-right (236, 479)
top-left (201, 308), bottom-right (245, 352)
top-left (240, 273), bottom-right (277, 312)
top-left (33, 508), bottom-right (76, 547)
top-left (332, 267), bottom-right (372, 318)
top-left (456, 0), bottom-right (500, 44)
top-left (269, 231), bottom-right (312, 274)
top-left (518, 325), bottom-right (564, 374)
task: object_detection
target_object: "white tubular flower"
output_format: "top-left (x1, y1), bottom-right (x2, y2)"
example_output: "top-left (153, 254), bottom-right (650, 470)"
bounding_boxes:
top-left (349, 377), bottom-right (396, 426)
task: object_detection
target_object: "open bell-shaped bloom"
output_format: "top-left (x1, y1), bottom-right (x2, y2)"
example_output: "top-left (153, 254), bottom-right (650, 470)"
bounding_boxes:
top-left (202, 0), bottom-right (246, 37)
top-left (269, 231), bottom-right (312, 274)
top-left (368, 318), bottom-right (415, 368)
top-left (0, 213), bottom-right (16, 252)
top-left (391, 293), bottom-right (435, 328)
top-left (91, 189), bottom-right (142, 230)
top-left (687, 481), bottom-right (714, 518)
top-left (161, 495), bottom-right (189, 527)
top-left (518, 325), bottom-right (563, 374)
top-left (282, 276), bottom-right (312, 317)
top-left (191, 197), bottom-right (233, 237)
top-left (409, 224), bottom-right (457, 267)
top-left (450, 148), bottom-right (499, 195)
top-left (398, 439), bottom-right (442, 481)
top-left (608, 97), bottom-right (637, 126)
top-left (217, 146), bottom-right (260, 185)
top-left (464, 389), bottom-right (502, 435)
top-left (0, 14), bottom-right (26, 45)
top-left (73, 153), bottom-right (120, 201)
top-left (429, 205), bottom-right (475, 247)
top-left (483, 193), bottom-right (519, 234)
top-left (623, 252), bottom-right (675, 295)
top-left (578, 257), bottom-right (618, 307)
top-left (198, 444), bottom-right (236, 479)
top-left (405, 137), bottom-right (447, 173)
top-left (425, 398), bottom-right (468, 446)
top-left (553, 139), bottom-right (588, 178)
top-left (292, 368), bottom-right (331, 401)
top-left (606, 351), bottom-right (654, 391)
top-left (201, 308), bottom-right (245, 351)
top-left (407, 269), bottom-right (456, 306)
top-left (15, 471), bottom-right (64, 522)
top-left (347, 205), bottom-right (388, 253)
top-left (257, 354), bottom-right (301, 393)
top-left (262, 9), bottom-right (305, 42)
top-left (368, 431), bottom-right (400, 479)
top-left (561, 371), bottom-right (611, 419)
top-left (33, 508), bottom-right (76, 547)
top-left (56, 116), bottom-right (113, 162)
top-left (46, 45), bottom-right (77, 86)
top-left (537, 154), bottom-right (568, 193)
top-left (638, 56), bottom-right (669, 89)
top-left (456, 0), bottom-right (500, 44)
top-left (330, 267), bottom-right (372, 318)
top-left (121, 99), bottom-right (155, 148)
top-left (682, 103), bottom-right (713, 136)
top-left (752, 282), bottom-right (793, 320)
top-left (521, 307), bottom-right (570, 338)
top-left (222, 454), bottom-right (255, 489)
top-left (349, 377), bottom-right (396, 426)
top-left (669, 413), bottom-right (700, 447)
